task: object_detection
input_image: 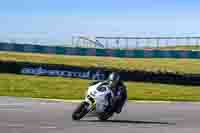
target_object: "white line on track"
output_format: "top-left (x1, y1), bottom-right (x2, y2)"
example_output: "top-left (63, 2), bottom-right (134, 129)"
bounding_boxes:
top-left (7, 124), bottom-right (25, 128)
top-left (0, 103), bottom-right (26, 111)
top-left (0, 109), bottom-right (26, 111)
top-left (0, 103), bottom-right (26, 106)
top-left (2, 124), bottom-right (57, 129)
top-left (39, 126), bottom-right (57, 129)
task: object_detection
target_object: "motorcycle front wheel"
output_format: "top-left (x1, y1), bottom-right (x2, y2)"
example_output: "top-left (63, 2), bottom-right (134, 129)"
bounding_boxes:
top-left (72, 101), bottom-right (89, 120)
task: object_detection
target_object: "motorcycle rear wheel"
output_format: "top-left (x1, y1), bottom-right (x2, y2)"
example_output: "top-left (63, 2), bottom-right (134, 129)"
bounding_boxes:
top-left (72, 101), bottom-right (89, 120)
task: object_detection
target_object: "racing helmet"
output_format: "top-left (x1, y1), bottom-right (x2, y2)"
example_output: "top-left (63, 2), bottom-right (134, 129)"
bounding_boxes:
top-left (108, 72), bottom-right (120, 88)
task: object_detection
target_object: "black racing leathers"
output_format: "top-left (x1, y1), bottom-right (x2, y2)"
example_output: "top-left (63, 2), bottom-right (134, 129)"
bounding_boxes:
top-left (111, 81), bottom-right (127, 113)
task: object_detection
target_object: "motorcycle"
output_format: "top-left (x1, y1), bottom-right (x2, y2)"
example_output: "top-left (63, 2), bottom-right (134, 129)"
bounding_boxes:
top-left (72, 82), bottom-right (116, 121)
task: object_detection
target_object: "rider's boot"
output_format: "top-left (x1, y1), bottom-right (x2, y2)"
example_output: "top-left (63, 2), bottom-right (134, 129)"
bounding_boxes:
top-left (113, 97), bottom-right (126, 114)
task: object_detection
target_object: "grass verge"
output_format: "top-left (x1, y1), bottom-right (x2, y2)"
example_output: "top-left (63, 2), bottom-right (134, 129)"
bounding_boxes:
top-left (0, 73), bottom-right (200, 101)
top-left (158, 45), bottom-right (200, 50)
top-left (0, 51), bottom-right (200, 74)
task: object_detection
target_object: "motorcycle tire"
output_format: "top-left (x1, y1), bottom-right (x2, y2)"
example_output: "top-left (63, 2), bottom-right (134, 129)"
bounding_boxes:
top-left (72, 101), bottom-right (89, 120)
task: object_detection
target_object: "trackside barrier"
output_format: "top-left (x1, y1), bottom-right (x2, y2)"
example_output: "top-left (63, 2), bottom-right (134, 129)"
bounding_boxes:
top-left (0, 42), bottom-right (200, 58)
top-left (0, 60), bottom-right (200, 86)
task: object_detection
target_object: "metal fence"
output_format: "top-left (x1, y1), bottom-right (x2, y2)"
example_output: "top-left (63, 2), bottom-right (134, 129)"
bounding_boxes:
top-left (73, 36), bottom-right (200, 49)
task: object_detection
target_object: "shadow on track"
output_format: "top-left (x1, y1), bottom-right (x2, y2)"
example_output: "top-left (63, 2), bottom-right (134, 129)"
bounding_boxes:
top-left (82, 120), bottom-right (176, 125)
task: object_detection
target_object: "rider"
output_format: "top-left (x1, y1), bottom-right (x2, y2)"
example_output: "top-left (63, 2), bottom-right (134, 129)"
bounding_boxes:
top-left (107, 72), bottom-right (127, 114)
top-left (90, 72), bottom-right (127, 114)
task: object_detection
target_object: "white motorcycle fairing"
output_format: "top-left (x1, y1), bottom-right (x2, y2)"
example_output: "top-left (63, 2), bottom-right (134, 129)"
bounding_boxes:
top-left (72, 81), bottom-right (116, 121)
top-left (85, 82), bottom-right (114, 113)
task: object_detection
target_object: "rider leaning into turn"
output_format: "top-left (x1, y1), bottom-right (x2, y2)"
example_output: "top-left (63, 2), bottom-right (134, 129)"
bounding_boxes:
top-left (91, 72), bottom-right (127, 114)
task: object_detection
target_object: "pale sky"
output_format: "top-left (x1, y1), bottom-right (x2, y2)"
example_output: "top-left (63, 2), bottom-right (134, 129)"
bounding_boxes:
top-left (0, 0), bottom-right (200, 44)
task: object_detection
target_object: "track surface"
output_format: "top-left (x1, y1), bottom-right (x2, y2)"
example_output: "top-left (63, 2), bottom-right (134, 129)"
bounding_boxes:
top-left (0, 97), bottom-right (200, 133)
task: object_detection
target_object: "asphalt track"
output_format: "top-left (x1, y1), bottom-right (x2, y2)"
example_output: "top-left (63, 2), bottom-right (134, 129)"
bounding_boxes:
top-left (0, 97), bottom-right (200, 133)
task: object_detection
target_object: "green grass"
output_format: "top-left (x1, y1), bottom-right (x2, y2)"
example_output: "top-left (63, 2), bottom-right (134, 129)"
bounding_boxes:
top-left (1, 73), bottom-right (200, 101)
top-left (157, 45), bottom-right (200, 50)
top-left (1, 51), bottom-right (200, 74)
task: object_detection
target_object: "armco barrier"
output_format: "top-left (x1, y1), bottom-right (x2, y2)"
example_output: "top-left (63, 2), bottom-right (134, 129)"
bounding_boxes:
top-left (1, 42), bottom-right (200, 58)
top-left (0, 60), bottom-right (200, 86)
